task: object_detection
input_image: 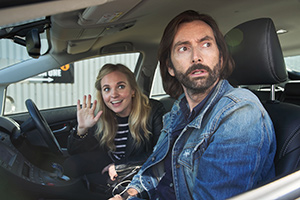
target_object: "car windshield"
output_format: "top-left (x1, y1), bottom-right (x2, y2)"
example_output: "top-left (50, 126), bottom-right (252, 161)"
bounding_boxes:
top-left (0, 39), bottom-right (48, 71)
top-left (0, 18), bottom-right (49, 70)
top-left (0, 39), bottom-right (31, 70)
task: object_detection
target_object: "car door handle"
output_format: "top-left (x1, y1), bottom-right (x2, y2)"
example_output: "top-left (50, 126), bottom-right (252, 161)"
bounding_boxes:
top-left (52, 125), bottom-right (68, 133)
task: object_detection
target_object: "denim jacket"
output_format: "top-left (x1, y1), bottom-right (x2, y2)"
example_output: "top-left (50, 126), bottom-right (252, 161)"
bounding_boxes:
top-left (129, 80), bottom-right (276, 200)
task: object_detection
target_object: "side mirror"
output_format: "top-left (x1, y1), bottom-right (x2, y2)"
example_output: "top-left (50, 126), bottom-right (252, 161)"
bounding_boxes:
top-left (26, 28), bottom-right (41, 59)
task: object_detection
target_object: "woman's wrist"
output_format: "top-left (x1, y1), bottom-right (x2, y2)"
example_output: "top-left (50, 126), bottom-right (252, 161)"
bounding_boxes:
top-left (77, 127), bottom-right (88, 138)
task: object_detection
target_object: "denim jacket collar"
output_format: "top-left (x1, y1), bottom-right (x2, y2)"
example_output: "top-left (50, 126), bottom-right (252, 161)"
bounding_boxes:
top-left (162, 79), bottom-right (229, 134)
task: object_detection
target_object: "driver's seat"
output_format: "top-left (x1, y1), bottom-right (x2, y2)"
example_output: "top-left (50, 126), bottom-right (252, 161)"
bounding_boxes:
top-left (225, 18), bottom-right (300, 176)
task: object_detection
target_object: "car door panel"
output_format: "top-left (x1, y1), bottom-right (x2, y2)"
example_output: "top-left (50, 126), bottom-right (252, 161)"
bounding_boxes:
top-left (6, 106), bottom-right (77, 148)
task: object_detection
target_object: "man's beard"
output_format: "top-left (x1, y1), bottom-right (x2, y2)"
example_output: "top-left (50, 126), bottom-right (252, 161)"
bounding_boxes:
top-left (173, 62), bottom-right (221, 95)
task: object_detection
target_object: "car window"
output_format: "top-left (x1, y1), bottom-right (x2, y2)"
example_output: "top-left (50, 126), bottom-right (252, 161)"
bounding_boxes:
top-left (5, 53), bottom-right (140, 114)
top-left (2, 37), bottom-right (167, 115)
top-left (150, 66), bottom-right (166, 98)
top-left (285, 55), bottom-right (300, 73)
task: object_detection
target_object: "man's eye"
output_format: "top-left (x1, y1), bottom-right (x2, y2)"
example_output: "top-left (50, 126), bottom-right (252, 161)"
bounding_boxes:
top-left (203, 42), bottom-right (211, 47)
top-left (179, 46), bottom-right (188, 52)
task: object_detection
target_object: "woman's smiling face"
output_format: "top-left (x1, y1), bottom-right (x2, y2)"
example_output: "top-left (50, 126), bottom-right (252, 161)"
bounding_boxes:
top-left (101, 70), bottom-right (135, 117)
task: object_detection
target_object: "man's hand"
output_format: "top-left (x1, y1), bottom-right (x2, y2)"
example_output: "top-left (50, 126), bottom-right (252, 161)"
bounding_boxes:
top-left (108, 188), bottom-right (139, 200)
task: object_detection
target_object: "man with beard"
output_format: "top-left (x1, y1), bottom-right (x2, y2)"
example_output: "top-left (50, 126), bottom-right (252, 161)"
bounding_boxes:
top-left (110, 10), bottom-right (276, 200)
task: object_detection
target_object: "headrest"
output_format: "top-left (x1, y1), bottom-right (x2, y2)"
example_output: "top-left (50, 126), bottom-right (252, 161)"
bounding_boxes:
top-left (225, 18), bottom-right (287, 86)
top-left (284, 82), bottom-right (300, 96)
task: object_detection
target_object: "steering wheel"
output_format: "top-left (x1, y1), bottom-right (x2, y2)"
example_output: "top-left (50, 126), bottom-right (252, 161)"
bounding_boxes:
top-left (25, 99), bottom-right (63, 155)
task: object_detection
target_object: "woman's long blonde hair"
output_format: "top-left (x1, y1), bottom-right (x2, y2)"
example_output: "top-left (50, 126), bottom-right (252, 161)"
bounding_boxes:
top-left (94, 64), bottom-right (151, 151)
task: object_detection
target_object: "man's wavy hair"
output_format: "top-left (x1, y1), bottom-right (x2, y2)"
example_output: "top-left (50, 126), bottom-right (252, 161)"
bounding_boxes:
top-left (158, 10), bottom-right (235, 99)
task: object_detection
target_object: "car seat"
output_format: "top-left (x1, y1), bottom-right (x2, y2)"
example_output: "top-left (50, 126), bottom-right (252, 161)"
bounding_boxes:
top-left (279, 82), bottom-right (300, 106)
top-left (225, 18), bottom-right (300, 176)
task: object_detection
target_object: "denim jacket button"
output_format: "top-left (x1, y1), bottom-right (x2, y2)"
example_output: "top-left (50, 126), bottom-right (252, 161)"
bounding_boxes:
top-left (169, 183), bottom-right (174, 187)
top-left (176, 164), bottom-right (180, 168)
top-left (151, 157), bottom-right (156, 161)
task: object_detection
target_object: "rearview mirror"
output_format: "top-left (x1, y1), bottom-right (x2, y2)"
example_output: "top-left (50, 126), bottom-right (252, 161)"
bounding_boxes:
top-left (26, 28), bottom-right (41, 59)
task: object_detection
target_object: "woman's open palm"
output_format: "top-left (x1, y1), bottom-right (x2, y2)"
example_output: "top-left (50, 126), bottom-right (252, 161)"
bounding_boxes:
top-left (77, 94), bottom-right (102, 135)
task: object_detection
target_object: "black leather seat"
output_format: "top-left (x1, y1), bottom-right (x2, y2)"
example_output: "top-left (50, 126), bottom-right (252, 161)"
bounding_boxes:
top-left (225, 18), bottom-right (300, 176)
top-left (159, 96), bottom-right (176, 112)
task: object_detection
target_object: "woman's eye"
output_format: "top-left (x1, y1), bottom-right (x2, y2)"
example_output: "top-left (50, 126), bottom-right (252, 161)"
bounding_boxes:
top-left (103, 87), bottom-right (110, 92)
top-left (118, 85), bottom-right (125, 89)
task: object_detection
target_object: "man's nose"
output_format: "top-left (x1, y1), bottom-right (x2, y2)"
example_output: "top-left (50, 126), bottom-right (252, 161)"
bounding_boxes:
top-left (192, 48), bottom-right (203, 64)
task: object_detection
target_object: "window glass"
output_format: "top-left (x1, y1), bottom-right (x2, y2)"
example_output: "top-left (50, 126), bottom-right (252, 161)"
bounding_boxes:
top-left (5, 53), bottom-right (140, 114)
top-left (285, 55), bottom-right (300, 73)
top-left (0, 18), bottom-right (49, 70)
top-left (150, 64), bottom-right (166, 98)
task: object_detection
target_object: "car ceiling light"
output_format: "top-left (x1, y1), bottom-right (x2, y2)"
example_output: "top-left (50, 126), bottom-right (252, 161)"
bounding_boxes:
top-left (277, 29), bottom-right (288, 34)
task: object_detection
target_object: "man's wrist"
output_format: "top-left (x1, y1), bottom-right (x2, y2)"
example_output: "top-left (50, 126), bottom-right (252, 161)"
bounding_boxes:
top-left (121, 188), bottom-right (138, 199)
top-left (127, 188), bottom-right (138, 196)
top-left (121, 191), bottom-right (130, 200)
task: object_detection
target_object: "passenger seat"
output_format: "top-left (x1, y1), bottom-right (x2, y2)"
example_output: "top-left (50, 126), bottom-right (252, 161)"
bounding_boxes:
top-left (280, 82), bottom-right (300, 105)
top-left (159, 96), bottom-right (176, 112)
top-left (225, 17), bottom-right (300, 177)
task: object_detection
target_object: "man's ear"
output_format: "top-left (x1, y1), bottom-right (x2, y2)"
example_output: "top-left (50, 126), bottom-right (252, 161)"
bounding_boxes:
top-left (166, 60), bottom-right (175, 77)
top-left (168, 67), bottom-right (175, 77)
top-left (221, 58), bottom-right (224, 69)
top-left (219, 53), bottom-right (224, 69)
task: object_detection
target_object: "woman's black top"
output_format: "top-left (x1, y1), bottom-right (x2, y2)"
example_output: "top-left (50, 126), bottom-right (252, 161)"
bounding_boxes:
top-left (67, 99), bottom-right (166, 165)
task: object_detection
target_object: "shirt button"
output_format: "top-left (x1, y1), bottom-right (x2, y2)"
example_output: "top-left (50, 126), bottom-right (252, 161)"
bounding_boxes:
top-left (151, 157), bottom-right (156, 161)
top-left (176, 164), bottom-right (180, 168)
top-left (170, 183), bottom-right (174, 187)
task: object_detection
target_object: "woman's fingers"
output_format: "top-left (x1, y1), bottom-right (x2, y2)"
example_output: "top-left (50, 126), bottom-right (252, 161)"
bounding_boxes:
top-left (108, 164), bottom-right (118, 181)
top-left (78, 95), bottom-right (102, 122)
top-left (77, 99), bottom-right (81, 110)
top-left (87, 94), bottom-right (92, 108)
top-left (110, 173), bottom-right (118, 181)
top-left (94, 110), bottom-right (103, 122)
top-left (82, 95), bottom-right (87, 108)
top-left (81, 95), bottom-right (95, 109)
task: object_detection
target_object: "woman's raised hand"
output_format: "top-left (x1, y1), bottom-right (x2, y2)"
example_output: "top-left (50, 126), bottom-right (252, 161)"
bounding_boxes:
top-left (76, 94), bottom-right (103, 136)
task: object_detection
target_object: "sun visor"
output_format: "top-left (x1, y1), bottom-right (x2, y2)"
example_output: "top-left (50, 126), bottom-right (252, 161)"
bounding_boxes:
top-left (78, 0), bottom-right (142, 26)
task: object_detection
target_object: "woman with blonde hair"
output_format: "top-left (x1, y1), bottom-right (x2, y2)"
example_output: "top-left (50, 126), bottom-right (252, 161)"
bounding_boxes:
top-left (65, 63), bottom-right (165, 195)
